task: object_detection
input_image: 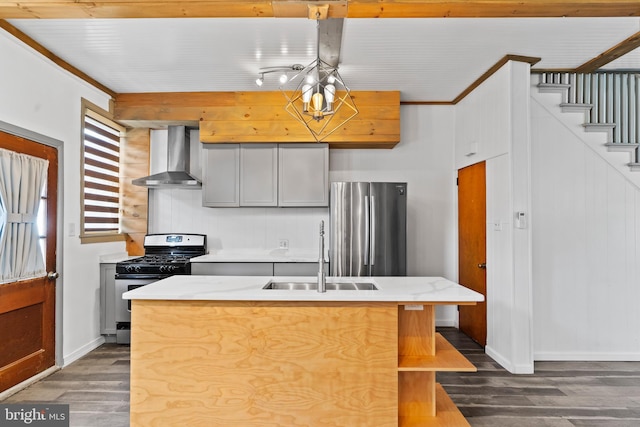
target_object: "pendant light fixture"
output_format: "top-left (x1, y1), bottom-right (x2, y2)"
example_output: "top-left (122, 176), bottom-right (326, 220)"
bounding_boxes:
top-left (279, 12), bottom-right (358, 142)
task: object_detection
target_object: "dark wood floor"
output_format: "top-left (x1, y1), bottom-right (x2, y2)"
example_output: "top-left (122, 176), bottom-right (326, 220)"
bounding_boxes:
top-left (3, 328), bottom-right (640, 426)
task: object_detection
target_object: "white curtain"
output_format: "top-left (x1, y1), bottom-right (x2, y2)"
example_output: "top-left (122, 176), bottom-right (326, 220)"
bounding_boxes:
top-left (0, 148), bottom-right (49, 283)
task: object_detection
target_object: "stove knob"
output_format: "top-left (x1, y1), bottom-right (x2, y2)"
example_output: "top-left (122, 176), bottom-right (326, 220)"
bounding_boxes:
top-left (159, 265), bottom-right (166, 273)
top-left (126, 265), bottom-right (135, 273)
top-left (134, 265), bottom-right (141, 273)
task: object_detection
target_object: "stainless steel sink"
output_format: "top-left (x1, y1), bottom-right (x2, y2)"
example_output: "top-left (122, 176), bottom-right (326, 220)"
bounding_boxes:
top-left (263, 281), bottom-right (378, 291)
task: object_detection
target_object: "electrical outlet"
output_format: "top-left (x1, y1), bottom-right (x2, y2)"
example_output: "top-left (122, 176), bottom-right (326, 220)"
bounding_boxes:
top-left (278, 239), bottom-right (289, 249)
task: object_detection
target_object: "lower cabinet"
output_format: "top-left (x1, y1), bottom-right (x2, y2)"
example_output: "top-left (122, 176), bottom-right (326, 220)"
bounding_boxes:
top-left (191, 262), bottom-right (328, 276)
top-left (99, 263), bottom-right (117, 337)
top-left (273, 262), bottom-right (328, 276)
top-left (191, 262), bottom-right (273, 276)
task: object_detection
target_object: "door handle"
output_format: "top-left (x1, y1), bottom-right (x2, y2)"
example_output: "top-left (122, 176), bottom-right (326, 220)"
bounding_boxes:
top-left (478, 263), bottom-right (486, 269)
top-left (47, 271), bottom-right (60, 280)
top-left (370, 195), bottom-right (376, 266)
top-left (364, 195), bottom-right (370, 265)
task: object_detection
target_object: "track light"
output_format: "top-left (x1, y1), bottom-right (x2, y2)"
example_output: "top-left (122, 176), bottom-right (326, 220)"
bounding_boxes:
top-left (254, 64), bottom-right (304, 87)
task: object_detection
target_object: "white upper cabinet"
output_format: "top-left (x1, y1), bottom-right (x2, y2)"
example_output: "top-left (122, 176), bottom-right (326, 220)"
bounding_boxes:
top-left (240, 144), bottom-right (278, 206)
top-left (202, 144), bottom-right (240, 207)
top-left (278, 144), bottom-right (329, 207)
top-left (202, 143), bottom-right (328, 208)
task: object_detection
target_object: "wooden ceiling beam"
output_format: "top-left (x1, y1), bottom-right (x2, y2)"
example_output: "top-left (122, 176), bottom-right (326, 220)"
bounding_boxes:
top-left (575, 31), bottom-right (640, 73)
top-left (0, 1), bottom-right (638, 19)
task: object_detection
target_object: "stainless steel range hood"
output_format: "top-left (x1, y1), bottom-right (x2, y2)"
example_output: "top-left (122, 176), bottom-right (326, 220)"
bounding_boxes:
top-left (132, 126), bottom-right (201, 189)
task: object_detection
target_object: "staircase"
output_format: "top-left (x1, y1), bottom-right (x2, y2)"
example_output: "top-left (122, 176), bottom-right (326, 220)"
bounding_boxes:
top-left (537, 72), bottom-right (640, 171)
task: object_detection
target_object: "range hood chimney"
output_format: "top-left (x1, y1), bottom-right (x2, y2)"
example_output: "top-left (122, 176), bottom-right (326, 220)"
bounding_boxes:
top-left (132, 126), bottom-right (201, 189)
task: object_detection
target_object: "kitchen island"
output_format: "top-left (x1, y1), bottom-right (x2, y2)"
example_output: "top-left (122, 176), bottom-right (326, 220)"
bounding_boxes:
top-left (123, 276), bottom-right (483, 427)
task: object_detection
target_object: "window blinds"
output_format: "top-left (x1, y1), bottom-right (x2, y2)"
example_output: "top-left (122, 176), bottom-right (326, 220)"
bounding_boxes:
top-left (82, 115), bottom-right (121, 234)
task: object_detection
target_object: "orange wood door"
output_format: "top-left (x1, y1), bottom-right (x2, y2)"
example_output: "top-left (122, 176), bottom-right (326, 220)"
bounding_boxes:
top-left (458, 162), bottom-right (487, 347)
top-left (0, 131), bottom-right (58, 392)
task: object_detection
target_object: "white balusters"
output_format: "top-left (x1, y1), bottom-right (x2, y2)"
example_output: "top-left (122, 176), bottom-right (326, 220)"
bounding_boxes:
top-left (539, 71), bottom-right (640, 163)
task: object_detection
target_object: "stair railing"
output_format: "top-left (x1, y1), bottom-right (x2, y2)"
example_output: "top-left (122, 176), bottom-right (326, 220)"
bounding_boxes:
top-left (538, 72), bottom-right (640, 165)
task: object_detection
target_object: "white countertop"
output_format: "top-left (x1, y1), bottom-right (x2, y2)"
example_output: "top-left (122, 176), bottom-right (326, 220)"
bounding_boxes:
top-left (122, 275), bottom-right (484, 303)
top-left (99, 253), bottom-right (140, 263)
top-left (191, 249), bottom-right (325, 263)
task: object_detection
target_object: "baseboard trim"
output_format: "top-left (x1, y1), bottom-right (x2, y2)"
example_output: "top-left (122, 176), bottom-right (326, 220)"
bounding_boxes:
top-left (435, 319), bottom-right (457, 327)
top-left (485, 345), bottom-right (514, 372)
top-left (0, 366), bottom-right (59, 400)
top-left (535, 351), bottom-right (640, 361)
top-left (485, 345), bottom-right (534, 374)
top-left (62, 336), bottom-right (105, 367)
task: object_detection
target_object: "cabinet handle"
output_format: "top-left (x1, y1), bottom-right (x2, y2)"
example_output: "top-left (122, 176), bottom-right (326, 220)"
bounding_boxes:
top-left (478, 263), bottom-right (486, 269)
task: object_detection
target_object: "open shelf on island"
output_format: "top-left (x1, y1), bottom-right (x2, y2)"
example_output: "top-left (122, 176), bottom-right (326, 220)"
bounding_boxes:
top-left (399, 333), bottom-right (477, 372)
top-left (397, 304), bottom-right (476, 426)
top-left (399, 383), bottom-right (470, 427)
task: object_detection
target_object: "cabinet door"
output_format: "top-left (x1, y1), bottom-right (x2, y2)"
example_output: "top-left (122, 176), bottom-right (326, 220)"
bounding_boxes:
top-left (100, 263), bottom-right (117, 336)
top-left (240, 144), bottom-right (278, 206)
top-left (202, 145), bottom-right (240, 207)
top-left (278, 144), bottom-right (329, 207)
top-left (191, 263), bottom-right (274, 276)
top-left (273, 262), bottom-right (328, 276)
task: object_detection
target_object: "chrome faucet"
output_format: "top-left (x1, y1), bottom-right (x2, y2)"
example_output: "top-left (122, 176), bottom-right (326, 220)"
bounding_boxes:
top-left (317, 220), bottom-right (326, 293)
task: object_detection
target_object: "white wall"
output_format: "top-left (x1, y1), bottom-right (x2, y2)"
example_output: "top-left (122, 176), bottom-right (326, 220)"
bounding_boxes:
top-left (148, 105), bottom-right (460, 325)
top-left (0, 31), bottom-right (125, 365)
top-left (454, 61), bottom-right (534, 373)
top-left (531, 83), bottom-right (640, 360)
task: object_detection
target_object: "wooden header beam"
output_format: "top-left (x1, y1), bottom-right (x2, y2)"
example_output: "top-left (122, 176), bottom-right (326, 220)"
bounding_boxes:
top-left (0, 0), bottom-right (638, 19)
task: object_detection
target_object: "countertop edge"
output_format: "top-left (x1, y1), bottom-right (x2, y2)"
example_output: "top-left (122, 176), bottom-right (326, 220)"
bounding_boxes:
top-left (122, 276), bottom-right (485, 304)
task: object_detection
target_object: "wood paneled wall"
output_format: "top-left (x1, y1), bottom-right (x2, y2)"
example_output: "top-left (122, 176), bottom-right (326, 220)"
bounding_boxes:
top-left (120, 128), bottom-right (150, 255)
top-left (114, 91), bottom-right (401, 148)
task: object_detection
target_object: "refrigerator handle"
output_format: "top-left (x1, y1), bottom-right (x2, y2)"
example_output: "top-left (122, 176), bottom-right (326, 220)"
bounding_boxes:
top-left (364, 195), bottom-right (370, 266)
top-left (370, 195), bottom-right (376, 265)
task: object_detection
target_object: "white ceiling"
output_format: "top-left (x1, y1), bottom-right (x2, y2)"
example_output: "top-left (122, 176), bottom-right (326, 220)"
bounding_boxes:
top-left (7, 17), bottom-right (640, 102)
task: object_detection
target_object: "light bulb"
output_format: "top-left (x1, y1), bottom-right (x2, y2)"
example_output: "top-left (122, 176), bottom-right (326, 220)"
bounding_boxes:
top-left (327, 74), bottom-right (336, 84)
top-left (279, 73), bottom-right (288, 84)
top-left (312, 92), bottom-right (324, 119)
top-left (301, 84), bottom-right (312, 112)
top-left (305, 74), bottom-right (315, 85)
top-left (324, 84), bottom-right (335, 112)
top-left (255, 76), bottom-right (264, 87)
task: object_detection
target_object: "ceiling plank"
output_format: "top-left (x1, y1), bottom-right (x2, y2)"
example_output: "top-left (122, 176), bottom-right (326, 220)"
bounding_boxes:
top-left (0, 1), bottom-right (638, 19)
top-left (0, 19), bottom-right (117, 97)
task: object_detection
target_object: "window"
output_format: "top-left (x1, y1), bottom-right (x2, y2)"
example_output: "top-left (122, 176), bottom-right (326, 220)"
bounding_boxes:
top-left (80, 101), bottom-right (126, 243)
top-left (37, 183), bottom-right (47, 264)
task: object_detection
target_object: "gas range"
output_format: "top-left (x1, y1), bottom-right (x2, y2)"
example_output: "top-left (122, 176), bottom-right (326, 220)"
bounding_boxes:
top-left (115, 233), bottom-right (206, 278)
top-left (114, 233), bottom-right (206, 344)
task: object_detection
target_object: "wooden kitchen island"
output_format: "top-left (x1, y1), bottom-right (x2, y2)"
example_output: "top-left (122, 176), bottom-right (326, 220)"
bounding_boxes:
top-left (123, 276), bottom-right (483, 427)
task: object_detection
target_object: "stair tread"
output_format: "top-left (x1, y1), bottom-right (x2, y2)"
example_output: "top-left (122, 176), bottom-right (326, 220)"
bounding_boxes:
top-left (538, 83), bottom-right (571, 87)
top-left (560, 103), bottom-right (593, 107)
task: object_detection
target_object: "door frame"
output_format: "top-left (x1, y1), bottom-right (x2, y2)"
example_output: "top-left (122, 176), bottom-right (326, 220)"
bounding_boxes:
top-left (457, 161), bottom-right (487, 347)
top-left (0, 120), bottom-right (64, 367)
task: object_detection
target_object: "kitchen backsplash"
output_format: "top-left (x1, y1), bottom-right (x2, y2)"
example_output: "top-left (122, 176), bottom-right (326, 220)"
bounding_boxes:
top-left (148, 187), bottom-right (329, 253)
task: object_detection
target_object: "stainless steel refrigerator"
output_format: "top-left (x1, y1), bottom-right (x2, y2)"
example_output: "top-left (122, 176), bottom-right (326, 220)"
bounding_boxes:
top-left (330, 182), bottom-right (407, 277)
